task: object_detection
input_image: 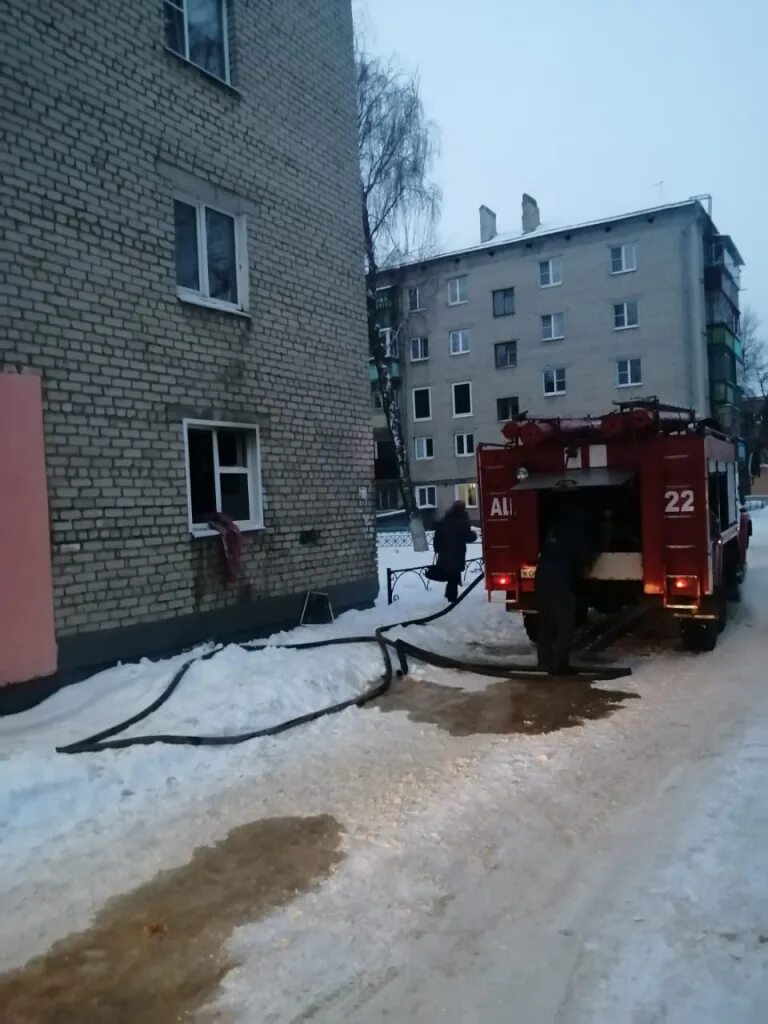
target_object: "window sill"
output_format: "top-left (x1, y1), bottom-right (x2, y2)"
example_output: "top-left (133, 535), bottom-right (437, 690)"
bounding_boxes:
top-left (617, 382), bottom-right (643, 389)
top-left (544, 392), bottom-right (567, 398)
top-left (413, 418), bottom-right (432, 424)
top-left (452, 413), bottom-right (473, 419)
top-left (613, 324), bottom-right (639, 331)
top-left (177, 290), bottom-right (252, 318)
top-left (542, 336), bottom-right (565, 343)
top-left (450, 351), bottom-right (470, 357)
top-left (611, 268), bottom-right (637, 275)
top-left (190, 522), bottom-right (265, 539)
top-left (456, 454), bottom-right (475, 459)
top-left (495, 364), bottom-right (518, 371)
top-left (447, 300), bottom-right (468, 307)
top-left (540, 282), bottom-right (562, 289)
top-left (409, 307), bottom-right (426, 314)
top-left (410, 358), bottom-right (429, 364)
top-left (493, 312), bottom-right (516, 318)
top-left (164, 46), bottom-right (242, 97)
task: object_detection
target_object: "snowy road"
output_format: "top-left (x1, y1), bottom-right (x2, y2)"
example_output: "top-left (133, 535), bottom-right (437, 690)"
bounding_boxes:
top-left (1, 522), bottom-right (767, 1022)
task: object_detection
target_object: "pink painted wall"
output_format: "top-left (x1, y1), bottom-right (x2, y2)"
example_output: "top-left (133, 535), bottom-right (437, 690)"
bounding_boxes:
top-left (0, 374), bottom-right (57, 685)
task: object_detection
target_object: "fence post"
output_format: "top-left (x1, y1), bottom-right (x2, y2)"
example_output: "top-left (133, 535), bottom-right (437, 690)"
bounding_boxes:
top-left (387, 568), bottom-right (394, 605)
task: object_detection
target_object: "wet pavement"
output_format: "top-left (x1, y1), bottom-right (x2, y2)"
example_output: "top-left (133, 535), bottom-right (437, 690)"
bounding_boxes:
top-left (379, 676), bottom-right (639, 736)
top-left (0, 815), bottom-right (344, 1024)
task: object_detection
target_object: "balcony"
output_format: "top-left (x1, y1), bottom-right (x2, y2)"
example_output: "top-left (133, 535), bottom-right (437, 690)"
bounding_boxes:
top-left (368, 358), bottom-right (401, 384)
top-left (708, 324), bottom-right (743, 360)
top-left (704, 264), bottom-right (740, 309)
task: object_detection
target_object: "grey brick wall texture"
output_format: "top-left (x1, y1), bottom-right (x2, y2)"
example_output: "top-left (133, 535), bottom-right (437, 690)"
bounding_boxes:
top-left (1, 0), bottom-right (377, 644)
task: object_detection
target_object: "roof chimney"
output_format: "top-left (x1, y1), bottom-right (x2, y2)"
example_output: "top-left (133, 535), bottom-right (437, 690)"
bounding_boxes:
top-left (479, 205), bottom-right (497, 243)
top-left (522, 193), bottom-right (540, 234)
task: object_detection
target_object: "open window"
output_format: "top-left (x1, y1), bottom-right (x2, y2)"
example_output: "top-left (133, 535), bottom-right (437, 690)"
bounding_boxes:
top-left (184, 420), bottom-right (264, 534)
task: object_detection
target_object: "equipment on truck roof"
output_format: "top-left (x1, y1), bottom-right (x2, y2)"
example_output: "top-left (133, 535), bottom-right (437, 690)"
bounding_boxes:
top-left (478, 399), bottom-right (751, 670)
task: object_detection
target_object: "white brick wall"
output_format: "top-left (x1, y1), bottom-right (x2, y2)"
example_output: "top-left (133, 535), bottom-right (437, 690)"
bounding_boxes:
top-left (1, 0), bottom-right (377, 642)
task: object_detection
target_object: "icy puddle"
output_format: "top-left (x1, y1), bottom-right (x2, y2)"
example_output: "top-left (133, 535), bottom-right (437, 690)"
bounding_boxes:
top-left (380, 676), bottom-right (638, 736)
top-left (0, 814), bottom-right (344, 1024)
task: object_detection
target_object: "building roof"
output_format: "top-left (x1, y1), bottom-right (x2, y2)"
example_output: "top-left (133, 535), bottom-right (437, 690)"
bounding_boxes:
top-left (383, 198), bottom-right (743, 272)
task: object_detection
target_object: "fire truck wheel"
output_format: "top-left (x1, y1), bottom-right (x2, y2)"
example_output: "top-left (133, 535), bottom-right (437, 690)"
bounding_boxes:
top-left (522, 614), bottom-right (539, 644)
top-left (680, 618), bottom-right (718, 653)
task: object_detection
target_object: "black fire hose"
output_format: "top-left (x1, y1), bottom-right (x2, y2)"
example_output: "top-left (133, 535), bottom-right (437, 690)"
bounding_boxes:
top-left (57, 573), bottom-right (630, 754)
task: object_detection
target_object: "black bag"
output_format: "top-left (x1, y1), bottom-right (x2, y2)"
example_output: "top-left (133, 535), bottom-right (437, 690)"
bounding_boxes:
top-left (424, 564), bottom-right (449, 582)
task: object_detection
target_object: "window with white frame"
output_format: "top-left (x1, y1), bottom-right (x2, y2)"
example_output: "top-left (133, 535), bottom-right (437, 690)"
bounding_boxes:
top-left (414, 436), bottom-right (434, 460)
top-left (611, 243), bottom-right (637, 274)
top-left (174, 198), bottom-right (247, 311)
top-left (452, 381), bottom-right (472, 417)
top-left (543, 368), bottom-right (566, 395)
top-left (614, 301), bottom-right (639, 329)
top-left (409, 336), bottom-right (429, 362)
top-left (455, 432), bottom-right (475, 457)
top-left (495, 341), bottom-right (517, 369)
top-left (407, 285), bottom-right (423, 312)
top-left (455, 482), bottom-right (478, 508)
top-left (413, 387), bottom-right (431, 421)
top-left (164, 0), bottom-right (230, 82)
top-left (497, 396), bottom-right (520, 421)
top-left (617, 358), bottom-right (642, 387)
top-left (492, 287), bottom-right (515, 317)
top-left (379, 328), bottom-right (397, 357)
top-left (417, 485), bottom-right (437, 508)
top-left (449, 329), bottom-right (471, 355)
top-left (539, 257), bottom-right (563, 287)
top-left (184, 420), bottom-right (263, 532)
top-left (541, 312), bottom-right (565, 341)
top-left (447, 275), bottom-right (468, 305)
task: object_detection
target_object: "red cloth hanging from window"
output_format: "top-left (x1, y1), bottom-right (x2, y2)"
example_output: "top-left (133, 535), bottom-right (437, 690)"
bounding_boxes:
top-left (207, 513), bottom-right (243, 583)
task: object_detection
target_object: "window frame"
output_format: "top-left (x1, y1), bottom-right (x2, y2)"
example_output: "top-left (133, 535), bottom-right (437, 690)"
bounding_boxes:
top-left (492, 287), bottom-right (516, 317)
top-left (452, 381), bottom-right (473, 418)
top-left (494, 340), bottom-right (518, 369)
top-left (455, 482), bottom-right (478, 509)
top-left (496, 396), bottom-right (520, 422)
top-left (174, 194), bottom-right (249, 313)
top-left (454, 432), bottom-right (475, 458)
top-left (543, 368), bottom-right (567, 396)
top-left (541, 312), bottom-right (565, 341)
top-left (613, 301), bottom-right (639, 330)
top-left (164, 0), bottom-right (232, 85)
top-left (407, 285), bottom-right (424, 312)
top-left (610, 243), bottom-right (637, 275)
top-left (539, 257), bottom-right (563, 288)
top-left (182, 418), bottom-right (264, 536)
top-left (616, 357), bottom-right (642, 387)
top-left (416, 485), bottom-right (437, 509)
top-left (449, 329), bottom-right (471, 356)
top-left (409, 336), bottom-right (429, 362)
top-left (414, 436), bottom-right (434, 460)
top-left (379, 327), bottom-right (397, 358)
top-left (412, 386), bottom-right (432, 422)
top-left (447, 275), bottom-right (468, 306)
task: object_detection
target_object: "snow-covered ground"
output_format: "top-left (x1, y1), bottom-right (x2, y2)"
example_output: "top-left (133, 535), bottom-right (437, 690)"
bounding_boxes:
top-left (2, 525), bottom-right (768, 1022)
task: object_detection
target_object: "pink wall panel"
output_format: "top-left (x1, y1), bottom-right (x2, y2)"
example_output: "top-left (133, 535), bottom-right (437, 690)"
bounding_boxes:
top-left (0, 374), bottom-right (57, 685)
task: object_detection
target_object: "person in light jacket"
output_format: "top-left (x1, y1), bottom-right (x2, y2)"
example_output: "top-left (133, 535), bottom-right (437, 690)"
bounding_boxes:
top-left (433, 500), bottom-right (478, 603)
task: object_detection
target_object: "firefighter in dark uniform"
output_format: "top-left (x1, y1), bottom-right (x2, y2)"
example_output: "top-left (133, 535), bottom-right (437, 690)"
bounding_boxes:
top-left (535, 497), bottom-right (598, 673)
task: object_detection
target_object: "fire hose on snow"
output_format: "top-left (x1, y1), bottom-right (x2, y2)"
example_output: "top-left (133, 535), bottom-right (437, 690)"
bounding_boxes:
top-left (57, 573), bottom-right (631, 755)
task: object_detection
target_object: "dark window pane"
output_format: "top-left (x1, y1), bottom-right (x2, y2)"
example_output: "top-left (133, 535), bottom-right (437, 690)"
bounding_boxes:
top-left (164, 1), bottom-right (185, 54)
top-left (217, 428), bottom-right (247, 467)
top-left (414, 389), bottom-right (430, 419)
top-left (495, 341), bottom-right (517, 368)
top-left (188, 429), bottom-right (215, 523)
top-left (454, 384), bottom-right (471, 415)
top-left (206, 208), bottom-right (238, 303)
top-left (174, 200), bottom-right (199, 291)
top-left (493, 288), bottom-right (514, 317)
top-left (220, 473), bottom-right (251, 521)
top-left (188, 0), bottom-right (226, 79)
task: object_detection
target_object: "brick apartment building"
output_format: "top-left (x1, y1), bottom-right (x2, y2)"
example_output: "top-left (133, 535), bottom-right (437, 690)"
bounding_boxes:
top-left (1, 0), bottom-right (376, 695)
top-left (373, 196), bottom-right (745, 518)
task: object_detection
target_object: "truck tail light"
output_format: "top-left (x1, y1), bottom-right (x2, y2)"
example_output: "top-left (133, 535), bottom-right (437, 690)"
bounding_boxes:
top-left (491, 573), bottom-right (512, 589)
top-left (666, 575), bottom-right (699, 603)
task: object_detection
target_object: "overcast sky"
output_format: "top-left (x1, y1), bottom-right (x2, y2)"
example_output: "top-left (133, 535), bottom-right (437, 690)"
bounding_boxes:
top-left (356, 0), bottom-right (767, 327)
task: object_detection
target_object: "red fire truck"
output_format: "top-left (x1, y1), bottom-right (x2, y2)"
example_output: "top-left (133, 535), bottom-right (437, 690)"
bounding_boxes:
top-left (478, 400), bottom-right (750, 661)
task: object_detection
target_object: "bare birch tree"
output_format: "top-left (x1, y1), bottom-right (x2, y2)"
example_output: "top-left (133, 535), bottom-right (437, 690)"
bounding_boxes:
top-left (357, 46), bottom-right (440, 551)
top-left (740, 307), bottom-right (768, 398)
